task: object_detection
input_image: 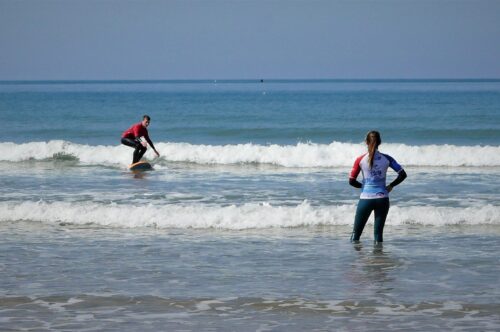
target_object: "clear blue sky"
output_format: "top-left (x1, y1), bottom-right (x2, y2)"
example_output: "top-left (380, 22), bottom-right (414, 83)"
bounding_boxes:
top-left (1, 0), bottom-right (499, 80)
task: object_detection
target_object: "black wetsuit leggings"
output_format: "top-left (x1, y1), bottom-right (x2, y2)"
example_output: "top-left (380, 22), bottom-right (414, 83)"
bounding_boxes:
top-left (121, 138), bottom-right (147, 164)
top-left (351, 197), bottom-right (390, 243)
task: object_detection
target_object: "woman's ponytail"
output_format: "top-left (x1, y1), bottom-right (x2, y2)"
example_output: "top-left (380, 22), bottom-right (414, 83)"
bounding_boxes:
top-left (366, 131), bottom-right (381, 168)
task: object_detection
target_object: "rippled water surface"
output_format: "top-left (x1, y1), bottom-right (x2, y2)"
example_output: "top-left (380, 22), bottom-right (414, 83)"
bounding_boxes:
top-left (1, 224), bottom-right (500, 331)
top-left (1, 80), bottom-right (499, 330)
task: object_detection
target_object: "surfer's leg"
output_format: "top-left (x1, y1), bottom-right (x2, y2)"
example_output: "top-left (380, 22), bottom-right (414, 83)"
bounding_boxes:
top-left (135, 145), bottom-right (147, 163)
top-left (373, 198), bottom-right (390, 243)
top-left (352, 199), bottom-right (373, 242)
top-left (121, 137), bottom-right (137, 148)
top-left (121, 138), bottom-right (144, 163)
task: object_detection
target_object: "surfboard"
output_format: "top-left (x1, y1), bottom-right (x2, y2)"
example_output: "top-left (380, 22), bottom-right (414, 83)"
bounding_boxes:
top-left (128, 161), bottom-right (153, 171)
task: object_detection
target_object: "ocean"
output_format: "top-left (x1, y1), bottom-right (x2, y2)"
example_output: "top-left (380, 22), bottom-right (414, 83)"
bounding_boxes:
top-left (1, 80), bottom-right (499, 331)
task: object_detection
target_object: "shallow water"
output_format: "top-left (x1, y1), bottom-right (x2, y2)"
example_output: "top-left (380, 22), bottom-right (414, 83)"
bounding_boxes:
top-left (1, 223), bottom-right (500, 331)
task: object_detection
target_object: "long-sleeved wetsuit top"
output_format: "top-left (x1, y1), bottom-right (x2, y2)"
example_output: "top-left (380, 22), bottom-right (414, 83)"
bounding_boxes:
top-left (121, 123), bottom-right (156, 150)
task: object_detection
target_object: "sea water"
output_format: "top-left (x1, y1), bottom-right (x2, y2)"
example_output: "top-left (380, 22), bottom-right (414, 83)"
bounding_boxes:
top-left (0, 80), bottom-right (499, 331)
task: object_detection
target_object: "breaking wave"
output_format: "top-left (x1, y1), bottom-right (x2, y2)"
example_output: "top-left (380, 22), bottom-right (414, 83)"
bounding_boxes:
top-left (1, 140), bottom-right (499, 167)
top-left (0, 201), bottom-right (498, 229)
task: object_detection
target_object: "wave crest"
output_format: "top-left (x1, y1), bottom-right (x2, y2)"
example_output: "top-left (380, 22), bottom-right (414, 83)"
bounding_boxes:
top-left (1, 140), bottom-right (499, 167)
top-left (1, 201), bottom-right (498, 229)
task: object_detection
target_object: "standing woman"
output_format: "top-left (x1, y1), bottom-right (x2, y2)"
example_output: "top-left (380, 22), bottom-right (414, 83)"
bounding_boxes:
top-left (349, 131), bottom-right (407, 243)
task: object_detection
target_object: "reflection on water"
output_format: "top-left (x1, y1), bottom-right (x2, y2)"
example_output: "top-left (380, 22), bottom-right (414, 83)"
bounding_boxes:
top-left (346, 243), bottom-right (404, 298)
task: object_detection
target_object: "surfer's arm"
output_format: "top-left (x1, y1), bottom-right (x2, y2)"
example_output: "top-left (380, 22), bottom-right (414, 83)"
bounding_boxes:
top-left (144, 136), bottom-right (160, 156)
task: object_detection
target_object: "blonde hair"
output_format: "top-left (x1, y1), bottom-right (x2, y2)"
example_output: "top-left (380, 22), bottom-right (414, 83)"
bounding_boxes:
top-left (365, 131), bottom-right (381, 168)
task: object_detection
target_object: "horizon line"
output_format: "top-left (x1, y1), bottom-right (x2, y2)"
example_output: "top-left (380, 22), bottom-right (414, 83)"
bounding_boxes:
top-left (1, 78), bottom-right (500, 84)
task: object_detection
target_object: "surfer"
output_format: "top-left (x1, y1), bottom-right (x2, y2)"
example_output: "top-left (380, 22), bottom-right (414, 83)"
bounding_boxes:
top-left (121, 115), bottom-right (160, 164)
top-left (348, 131), bottom-right (407, 244)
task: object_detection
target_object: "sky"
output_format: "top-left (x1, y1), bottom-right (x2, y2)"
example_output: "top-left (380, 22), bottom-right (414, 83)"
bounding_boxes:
top-left (1, 0), bottom-right (499, 80)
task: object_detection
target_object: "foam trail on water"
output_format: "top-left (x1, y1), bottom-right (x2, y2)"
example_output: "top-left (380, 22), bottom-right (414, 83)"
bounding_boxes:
top-left (1, 141), bottom-right (500, 167)
top-left (0, 201), bottom-right (498, 229)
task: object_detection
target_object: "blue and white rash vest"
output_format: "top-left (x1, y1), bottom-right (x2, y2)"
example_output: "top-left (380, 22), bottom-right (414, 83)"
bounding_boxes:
top-left (349, 151), bottom-right (404, 199)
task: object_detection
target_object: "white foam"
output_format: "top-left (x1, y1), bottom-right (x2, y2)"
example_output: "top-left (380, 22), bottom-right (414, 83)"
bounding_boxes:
top-left (1, 140), bottom-right (499, 167)
top-left (0, 140), bottom-right (131, 165)
top-left (0, 201), bottom-right (498, 229)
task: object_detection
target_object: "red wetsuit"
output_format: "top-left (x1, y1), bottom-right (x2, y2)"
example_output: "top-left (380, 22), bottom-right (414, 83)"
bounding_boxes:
top-left (122, 123), bottom-right (150, 141)
top-left (121, 123), bottom-right (156, 163)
